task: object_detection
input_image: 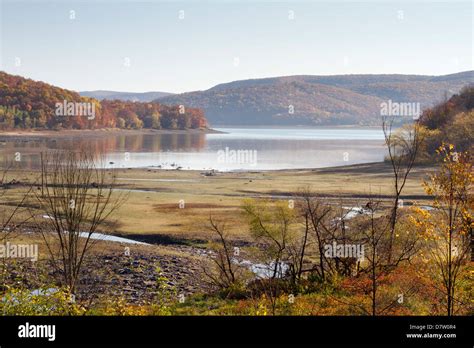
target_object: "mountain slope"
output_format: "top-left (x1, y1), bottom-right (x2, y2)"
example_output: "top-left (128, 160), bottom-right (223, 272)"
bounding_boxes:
top-left (156, 71), bottom-right (474, 126)
top-left (419, 85), bottom-right (474, 158)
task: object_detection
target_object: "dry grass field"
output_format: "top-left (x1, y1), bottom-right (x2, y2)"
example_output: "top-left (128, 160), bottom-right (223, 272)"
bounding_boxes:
top-left (2, 162), bottom-right (435, 244)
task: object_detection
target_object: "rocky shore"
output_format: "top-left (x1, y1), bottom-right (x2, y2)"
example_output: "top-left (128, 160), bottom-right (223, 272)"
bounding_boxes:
top-left (1, 246), bottom-right (212, 305)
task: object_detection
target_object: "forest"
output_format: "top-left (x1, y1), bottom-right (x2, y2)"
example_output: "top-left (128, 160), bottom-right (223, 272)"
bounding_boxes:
top-left (418, 85), bottom-right (474, 159)
top-left (0, 72), bottom-right (208, 130)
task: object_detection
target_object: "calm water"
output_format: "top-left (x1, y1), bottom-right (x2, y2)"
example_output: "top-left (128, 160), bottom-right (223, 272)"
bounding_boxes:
top-left (0, 127), bottom-right (387, 171)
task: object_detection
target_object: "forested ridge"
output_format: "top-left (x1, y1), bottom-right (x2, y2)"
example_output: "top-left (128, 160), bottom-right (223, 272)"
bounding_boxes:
top-left (157, 71), bottom-right (473, 126)
top-left (418, 85), bottom-right (474, 159)
top-left (0, 72), bottom-right (207, 131)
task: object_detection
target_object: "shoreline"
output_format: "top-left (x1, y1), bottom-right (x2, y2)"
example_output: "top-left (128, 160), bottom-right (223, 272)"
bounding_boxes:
top-left (0, 127), bottom-right (224, 140)
top-left (138, 161), bottom-right (389, 174)
top-left (116, 161), bottom-right (436, 177)
top-left (212, 124), bottom-right (383, 129)
top-left (4, 160), bottom-right (435, 181)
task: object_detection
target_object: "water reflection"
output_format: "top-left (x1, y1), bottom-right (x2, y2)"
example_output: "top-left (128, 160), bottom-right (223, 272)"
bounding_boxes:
top-left (0, 128), bottom-right (387, 171)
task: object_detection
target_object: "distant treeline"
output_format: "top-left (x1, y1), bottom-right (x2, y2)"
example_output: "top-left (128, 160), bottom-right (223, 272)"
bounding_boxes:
top-left (0, 71), bottom-right (208, 130)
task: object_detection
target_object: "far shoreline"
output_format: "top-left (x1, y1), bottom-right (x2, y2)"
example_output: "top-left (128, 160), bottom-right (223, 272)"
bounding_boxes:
top-left (0, 127), bottom-right (224, 140)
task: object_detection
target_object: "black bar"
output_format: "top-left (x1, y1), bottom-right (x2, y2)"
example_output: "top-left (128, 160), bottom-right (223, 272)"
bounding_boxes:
top-left (0, 316), bottom-right (472, 346)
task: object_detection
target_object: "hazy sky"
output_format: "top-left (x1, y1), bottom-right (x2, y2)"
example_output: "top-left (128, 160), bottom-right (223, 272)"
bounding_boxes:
top-left (0, 0), bottom-right (472, 93)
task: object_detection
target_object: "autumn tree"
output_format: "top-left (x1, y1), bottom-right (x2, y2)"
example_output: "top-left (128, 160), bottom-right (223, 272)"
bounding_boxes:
top-left (414, 144), bottom-right (473, 315)
top-left (242, 199), bottom-right (297, 280)
top-left (35, 150), bottom-right (126, 294)
top-left (383, 118), bottom-right (424, 262)
top-left (203, 215), bottom-right (249, 296)
top-left (143, 112), bottom-right (161, 129)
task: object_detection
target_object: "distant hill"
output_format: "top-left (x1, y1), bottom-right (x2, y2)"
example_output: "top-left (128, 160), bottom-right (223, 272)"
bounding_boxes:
top-left (3, 71), bottom-right (471, 130)
top-left (80, 90), bottom-right (173, 102)
top-left (156, 71), bottom-right (474, 126)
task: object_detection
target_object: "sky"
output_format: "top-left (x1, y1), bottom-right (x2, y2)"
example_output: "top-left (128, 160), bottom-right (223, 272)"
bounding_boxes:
top-left (0, 0), bottom-right (472, 93)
